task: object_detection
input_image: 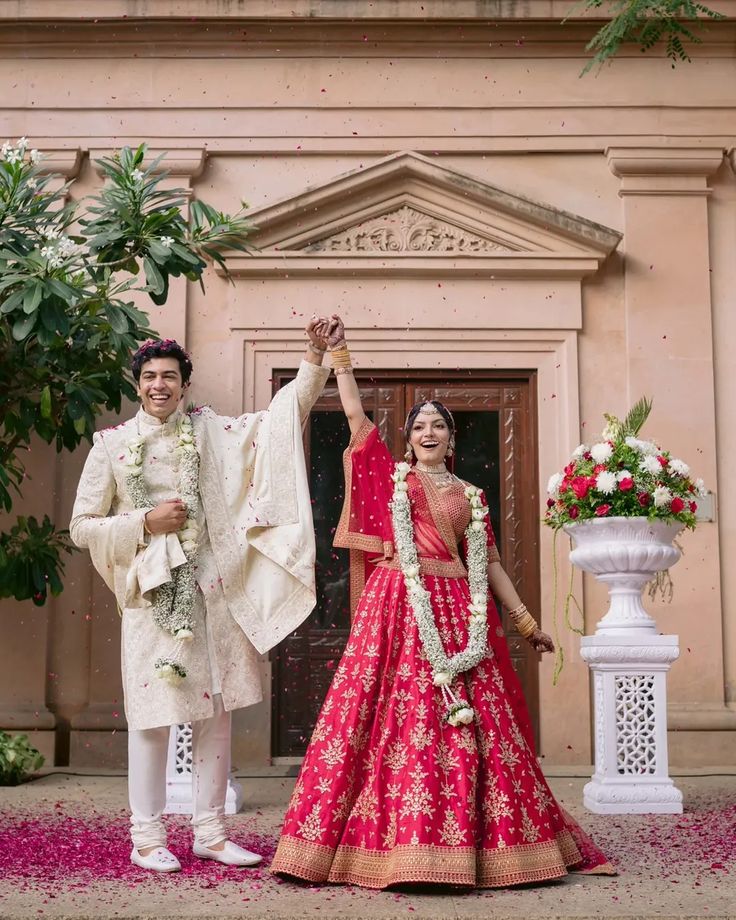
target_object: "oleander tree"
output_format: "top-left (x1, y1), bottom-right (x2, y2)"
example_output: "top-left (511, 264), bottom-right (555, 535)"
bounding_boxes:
top-left (572, 0), bottom-right (724, 72)
top-left (0, 139), bottom-right (251, 606)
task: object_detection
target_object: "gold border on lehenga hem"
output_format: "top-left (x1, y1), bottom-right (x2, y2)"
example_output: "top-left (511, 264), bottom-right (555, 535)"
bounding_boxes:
top-left (271, 830), bottom-right (587, 889)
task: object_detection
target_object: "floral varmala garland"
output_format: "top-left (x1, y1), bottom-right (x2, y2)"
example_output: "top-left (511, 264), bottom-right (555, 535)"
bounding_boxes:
top-left (391, 462), bottom-right (491, 726)
top-left (125, 414), bottom-right (200, 685)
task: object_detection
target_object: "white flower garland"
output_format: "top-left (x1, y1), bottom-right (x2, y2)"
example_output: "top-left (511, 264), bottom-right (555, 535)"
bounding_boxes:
top-left (125, 413), bottom-right (200, 685)
top-left (390, 462), bottom-right (490, 726)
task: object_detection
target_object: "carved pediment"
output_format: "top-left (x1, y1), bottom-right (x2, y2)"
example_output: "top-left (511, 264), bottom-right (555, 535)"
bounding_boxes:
top-left (304, 206), bottom-right (516, 254)
top-left (222, 152), bottom-right (621, 278)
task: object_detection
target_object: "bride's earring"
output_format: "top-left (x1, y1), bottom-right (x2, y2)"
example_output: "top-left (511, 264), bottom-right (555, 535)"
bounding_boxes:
top-left (446, 437), bottom-right (455, 458)
top-left (404, 445), bottom-right (414, 461)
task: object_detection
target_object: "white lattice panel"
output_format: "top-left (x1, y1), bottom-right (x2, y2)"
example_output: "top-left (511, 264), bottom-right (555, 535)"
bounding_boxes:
top-left (615, 675), bottom-right (657, 775)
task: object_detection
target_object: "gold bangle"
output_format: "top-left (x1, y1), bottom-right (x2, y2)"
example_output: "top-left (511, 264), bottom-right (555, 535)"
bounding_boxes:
top-left (308, 342), bottom-right (326, 355)
top-left (508, 603), bottom-right (538, 639)
top-left (143, 513), bottom-right (152, 536)
top-left (330, 344), bottom-right (353, 369)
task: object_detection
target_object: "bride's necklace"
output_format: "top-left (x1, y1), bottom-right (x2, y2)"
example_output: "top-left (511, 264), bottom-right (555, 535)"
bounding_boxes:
top-left (415, 461), bottom-right (456, 488)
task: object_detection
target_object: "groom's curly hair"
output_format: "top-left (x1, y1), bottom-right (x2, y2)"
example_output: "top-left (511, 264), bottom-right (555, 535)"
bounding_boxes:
top-left (131, 339), bottom-right (193, 385)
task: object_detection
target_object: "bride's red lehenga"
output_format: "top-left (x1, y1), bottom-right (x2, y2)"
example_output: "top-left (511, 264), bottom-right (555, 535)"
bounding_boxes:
top-left (271, 419), bottom-right (615, 889)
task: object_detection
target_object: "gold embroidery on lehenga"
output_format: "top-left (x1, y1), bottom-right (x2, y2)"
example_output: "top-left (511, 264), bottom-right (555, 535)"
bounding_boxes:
top-left (298, 803), bottom-right (325, 842)
top-left (414, 667), bottom-right (432, 694)
top-left (319, 737), bottom-right (346, 769)
top-left (353, 787), bottom-right (380, 823)
top-left (383, 739), bottom-right (410, 773)
top-left (399, 763), bottom-right (435, 820)
top-left (520, 804), bottom-right (541, 843)
top-left (382, 811), bottom-right (398, 848)
top-left (499, 738), bottom-right (521, 769)
top-left (482, 775), bottom-right (513, 823)
top-left (435, 740), bottom-right (460, 773)
top-left (439, 808), bottom-right (467, 846)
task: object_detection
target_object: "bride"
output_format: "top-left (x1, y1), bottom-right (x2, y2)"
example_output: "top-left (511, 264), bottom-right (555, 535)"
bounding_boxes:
top-left (271, 316), bottom-right (614, 889)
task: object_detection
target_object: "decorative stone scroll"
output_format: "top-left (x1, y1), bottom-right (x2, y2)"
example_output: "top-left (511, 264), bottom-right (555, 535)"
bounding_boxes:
top-left (164, 723), bottom-right (243, 815)
top-left (305, 206), bottom-right (513, 254)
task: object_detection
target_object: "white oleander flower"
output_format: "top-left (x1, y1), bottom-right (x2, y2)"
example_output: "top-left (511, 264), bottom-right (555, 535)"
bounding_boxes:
top-left (131, 168), bottom-right (145, 182)
top-left (433, 671), bottom-right (452, 686)
top-left (17, 136), bottom-right (28, 151)
top-left (30, 149), bottom-right (41, 164)
top-left (547, 473), bottom-right (564, 497)
top-left (595, 471), bottom-right (617, 494)
top-left (668, 458), bottom-right (690, 477)
top-left (26, 177), bottom-right (38, 190)
top-left (640, 455), bottom-right (662, 476)
top-left (653, 486), bottom-right (672, 508)
top-left (1, 141), bottom-right (11, 159)
top-left (571, 444), bottom-right (588, 460)
top-left (160, 236), bottom-right (174, 247)
top-left (694, 478), bottom-right (708, 498)
top-left (590, 442), bottom-right (614, 464)
top-left (5, 148), bottom-right (21, 165)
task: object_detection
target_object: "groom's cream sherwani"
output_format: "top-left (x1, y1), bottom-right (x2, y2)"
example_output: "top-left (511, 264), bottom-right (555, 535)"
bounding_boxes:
top-left (70, 360), bottom-right (329, 730)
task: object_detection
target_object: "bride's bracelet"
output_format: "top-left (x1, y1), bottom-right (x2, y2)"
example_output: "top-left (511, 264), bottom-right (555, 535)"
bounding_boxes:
top-left (308, 342), bottom-right (326, 356)
top-left (508, 602), bottom-right (538, 639)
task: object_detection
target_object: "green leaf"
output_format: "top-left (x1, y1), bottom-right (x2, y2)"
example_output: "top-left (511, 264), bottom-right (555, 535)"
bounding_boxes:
top-left (22, 281), bottom-right (43, 315)
top-left (12, 312), bottom-right (36, 340)
top-left (1, 289), bottom-right (25, 314)
top-left (73, 416), bottom-right (87, 435)
top-left (106, 308), bottom-right (130, 334)
top-left (142, 256), bottom-right (165, 295)
top-left (40, 386), bottom-right (52, 419)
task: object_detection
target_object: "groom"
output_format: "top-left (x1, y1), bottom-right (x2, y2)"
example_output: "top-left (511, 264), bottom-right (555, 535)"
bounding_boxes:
top-left (70, 320), bottom-right (332, 871)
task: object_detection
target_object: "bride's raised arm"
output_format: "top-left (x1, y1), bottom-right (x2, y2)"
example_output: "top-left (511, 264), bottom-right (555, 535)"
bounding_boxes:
top-left (323, 314), bottom-right (366, 436)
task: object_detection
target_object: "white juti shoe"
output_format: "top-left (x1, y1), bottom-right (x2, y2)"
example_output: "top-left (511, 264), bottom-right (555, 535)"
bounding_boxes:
top-left (192, 840), bottom-right (263, 867)
top-left (130, 846), bottom-right (181, 872)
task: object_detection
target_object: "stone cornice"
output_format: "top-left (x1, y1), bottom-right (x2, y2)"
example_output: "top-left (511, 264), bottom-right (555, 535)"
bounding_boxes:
top-left (89, 147), bottom-right (207, 180)
top-left (35, 147), bottom-right (83, 179)
top-left (607, 146), bottom-right (724, 197)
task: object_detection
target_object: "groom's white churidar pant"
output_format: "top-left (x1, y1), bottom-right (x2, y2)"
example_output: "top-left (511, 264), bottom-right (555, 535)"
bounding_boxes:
top-left (128, 693), bottom-right (230, 850)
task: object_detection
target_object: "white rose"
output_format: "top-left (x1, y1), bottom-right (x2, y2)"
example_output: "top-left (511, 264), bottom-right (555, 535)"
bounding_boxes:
top-left (471, 520), bottom-right (484, 532)
top-left (404, 564), bottom-right (420, 578)
top-left (472, 508), bottom-right (485, 521)
top-left (464, 486), bottom-right (478, 499)
top-left (456, 706), bottom-right (475, 725)
top-left (433, 671), bottom-right (452, 686)
top-left (590, 442), bottom-right (614, 464)
top-left (180, 540), bottom-right (197, 553)
top-left (392, 492), bottom-right (408, 504)
top-left (175, 628), bottom-right (194, 642)
top-left (394, 481), bottom-right (409, 493)
top-left (472, 593), bottom-right (487, 606)
top-left (396, 462), bottom-right (411, 475)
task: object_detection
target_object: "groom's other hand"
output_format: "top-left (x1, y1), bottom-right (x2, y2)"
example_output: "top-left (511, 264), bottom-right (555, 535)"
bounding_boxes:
top-left (144, 499), bottom-right (188, 535)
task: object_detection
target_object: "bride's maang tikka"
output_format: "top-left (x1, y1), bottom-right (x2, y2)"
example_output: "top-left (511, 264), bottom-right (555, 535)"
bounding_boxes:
top-left (406, 400), bottom-right (455, 430)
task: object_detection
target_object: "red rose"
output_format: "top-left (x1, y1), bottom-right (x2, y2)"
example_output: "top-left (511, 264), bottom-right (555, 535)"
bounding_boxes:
top-left (593, 464), bottom-right (606, 475)
top-left (657, 455), bottom-right (668, 468)
top-left (637, 492), bottom-right (651, 507)
top-left (618, 477), bottom-right (634, 491)
top-left (571, 476), bottom-right (591, 499)
top-left (564, 462), bottom-right (576, 476)
top-left (569, 505), bottom-right (580, 519)
top-left (689, 501), bottom-right (698, 513)
top-left (670, 497), bottom-right (685, 514)
top-left (547, 498), bottom-right (555, 508)
top-left (583, 451), bottom-right (592, 460)
top-left (595, 504), bottom-right (611, 516)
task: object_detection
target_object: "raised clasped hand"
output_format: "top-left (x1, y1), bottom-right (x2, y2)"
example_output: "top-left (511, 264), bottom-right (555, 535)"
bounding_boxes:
top-left (144, 498), bottom-right (188, 535)
top-left (305, 315), bottom-right (330, 350)
top-left (325, 313), bottom-right (345, 349)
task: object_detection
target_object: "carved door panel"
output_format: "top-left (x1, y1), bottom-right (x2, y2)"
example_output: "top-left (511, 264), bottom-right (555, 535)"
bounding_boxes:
top-left (271, 372), bottom-right (540, 758)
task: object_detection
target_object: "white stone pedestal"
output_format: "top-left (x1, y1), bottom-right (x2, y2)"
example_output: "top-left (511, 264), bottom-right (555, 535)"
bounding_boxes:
top-left (163, 722), bottom-right (243, 815)
top-left (580, 635), bottom-right (682, 814)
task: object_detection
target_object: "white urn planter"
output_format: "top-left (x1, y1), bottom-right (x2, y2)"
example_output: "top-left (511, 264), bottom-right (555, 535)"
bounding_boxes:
top-left (565, 516), bottom-right (684, 815)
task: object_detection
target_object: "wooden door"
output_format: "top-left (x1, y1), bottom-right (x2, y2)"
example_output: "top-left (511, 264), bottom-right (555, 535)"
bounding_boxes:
top-left (270, 371), bottom-right (540, 758)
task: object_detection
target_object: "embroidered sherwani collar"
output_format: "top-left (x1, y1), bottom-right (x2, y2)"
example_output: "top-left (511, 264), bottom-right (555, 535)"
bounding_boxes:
top-left (137, 406), bottom-right (184, 431)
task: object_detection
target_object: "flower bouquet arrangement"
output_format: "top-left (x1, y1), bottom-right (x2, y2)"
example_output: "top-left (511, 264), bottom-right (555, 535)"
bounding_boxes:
top-left (544, 398), bottom-right (706, 531)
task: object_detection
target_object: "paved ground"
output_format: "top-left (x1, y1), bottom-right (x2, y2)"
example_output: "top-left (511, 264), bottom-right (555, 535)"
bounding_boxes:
top-left (1, 769), bottom-right (734, 920)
